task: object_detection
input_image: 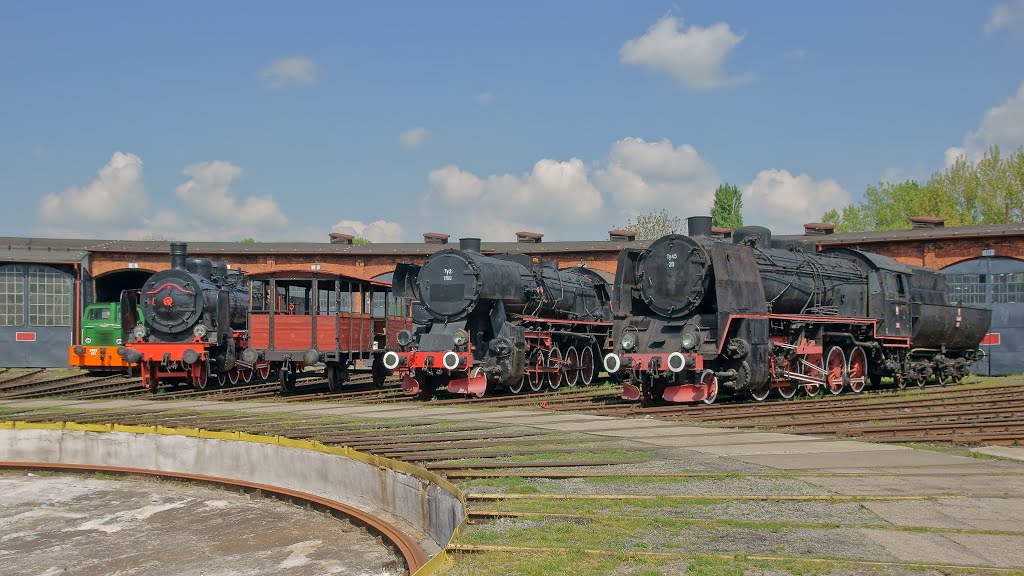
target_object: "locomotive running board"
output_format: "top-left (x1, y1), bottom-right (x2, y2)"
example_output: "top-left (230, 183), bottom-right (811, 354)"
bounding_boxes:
top-left (448, 373), bottom-right (487, 397)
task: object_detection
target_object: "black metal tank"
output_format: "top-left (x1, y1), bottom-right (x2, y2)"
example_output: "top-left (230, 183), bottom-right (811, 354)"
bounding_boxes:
top-left (417, 239), bottom-right (610, 323)
top-left (750, 241), bottom-right (867, 317)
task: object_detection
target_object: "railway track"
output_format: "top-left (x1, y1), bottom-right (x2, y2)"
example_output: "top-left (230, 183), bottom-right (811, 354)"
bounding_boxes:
top-left (5, 368), bottom-right (1024, 445)
top-left (4, 380), bottom-right (1022, 573)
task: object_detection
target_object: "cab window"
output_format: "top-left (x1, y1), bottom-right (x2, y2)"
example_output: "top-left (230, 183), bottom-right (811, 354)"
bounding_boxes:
top-left (88, 308), bottom-right (112, 320)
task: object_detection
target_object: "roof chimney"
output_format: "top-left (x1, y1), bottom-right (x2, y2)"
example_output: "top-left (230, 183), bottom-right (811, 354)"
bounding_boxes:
top-left (423, 232), bottom-right (449, 244)
top-left (711, 226), bottom-right (733, 239)
top-left (803, 223), bottom-right (835, 236)
top-left (909, 216), bottom-right (946, 229)
top-left (608, 230), bottom-right (636, 242)
top-left (329, 232), bottom-right (354, 245)
top-left (687, 216), bottom-right (713, 238)
top-left (516, 231), bottom-right (544, 243)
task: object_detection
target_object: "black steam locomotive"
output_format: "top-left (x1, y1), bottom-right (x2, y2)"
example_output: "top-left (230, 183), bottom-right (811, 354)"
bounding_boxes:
top-left (384, 238), bottom-right (613, 397)
top-left (118, 242), bottom-right (251, 391)
top-left (605, 216), bottom-right (991, 404)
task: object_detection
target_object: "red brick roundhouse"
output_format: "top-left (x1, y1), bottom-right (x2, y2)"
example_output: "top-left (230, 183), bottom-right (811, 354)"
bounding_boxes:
top-left (1, 220), bottom-right (1021, 372)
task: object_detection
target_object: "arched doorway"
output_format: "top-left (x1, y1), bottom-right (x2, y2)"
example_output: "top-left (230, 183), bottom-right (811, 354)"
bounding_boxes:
top-left (943, 256), bottom-right (1024, 376)
top-left (93, 269), bottom-right (155, 302)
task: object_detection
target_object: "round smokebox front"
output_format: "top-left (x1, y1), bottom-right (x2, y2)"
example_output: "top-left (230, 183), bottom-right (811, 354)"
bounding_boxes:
top-left (419, 251), bottom-right (480, 320)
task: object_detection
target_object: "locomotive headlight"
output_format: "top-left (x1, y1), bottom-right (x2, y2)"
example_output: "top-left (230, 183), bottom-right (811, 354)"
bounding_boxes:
top-left (132, 325), bottom-right (147, 340)
top-left (620, 332), bottom-right (638, 351)
top-left (193, 324), bottom-right (208, 339)
top-left (452, 329), bottom-right (469, 347)
top-left (84, 337), bottom-right (92, 345)
top-left (396, 329), bottom-right (413, 347)
top-left (680, 330), bottom-right (699, 351)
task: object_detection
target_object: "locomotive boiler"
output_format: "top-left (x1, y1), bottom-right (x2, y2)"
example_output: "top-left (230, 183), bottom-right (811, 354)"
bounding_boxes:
top-left (118, 242), bottom-right (250, 391)
top-left (383, 238), bottom-right (612, 398)
top-left (605, 216), bottom-right (991, 404)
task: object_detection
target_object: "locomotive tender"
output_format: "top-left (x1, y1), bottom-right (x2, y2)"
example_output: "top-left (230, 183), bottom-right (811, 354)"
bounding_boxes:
top-left (605, 216), bottom-right (991, 404)
top-left (384, 238), bottom-right (613, 397)
top-left (118, 242), bottom-right (253, 391)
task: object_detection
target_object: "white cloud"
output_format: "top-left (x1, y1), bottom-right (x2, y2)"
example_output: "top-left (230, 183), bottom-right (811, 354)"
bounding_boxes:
top-left (944, 82), bottom-right (1024, 166)
top-left (174, 160), bottom-right (288, 237)
top-left (259, 56), bottom-right (319, 89)
top-left (785, 48), bottom-right (806, 61)
top-left (39, 151), bottom-right (148, 229)
top-left (620, 15), bottom-right (752, 89)
top-left (476, 91), bottom-right (494, 104)
top-left (594, 137), bottom-right (719, 213)
top-left (398, 127), bottom-right (429, 150)
top-left (743, 169), bottom-right (850, 234)
top-left (427, 158), bottom-right (603, 239)
top-left (985, 0), bottom-right (1024, 36)
top-left (331, 219), bottom-right (405, 243)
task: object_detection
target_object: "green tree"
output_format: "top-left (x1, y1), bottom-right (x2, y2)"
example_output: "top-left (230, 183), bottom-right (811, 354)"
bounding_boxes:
top-left (353, 237), bottom-right (373, 244)
top-left (617, 209), bottom-right (683, 240)
top-left (822, 146), bottom-right (1024, 231)
top-left (710, 183), bottom-right (743, 229)
top-left (239, 237), bottom-right (258, 243)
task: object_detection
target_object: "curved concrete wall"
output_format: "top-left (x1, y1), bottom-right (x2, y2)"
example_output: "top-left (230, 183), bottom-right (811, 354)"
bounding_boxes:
top-left (0, 425), bottom-right (464, 561)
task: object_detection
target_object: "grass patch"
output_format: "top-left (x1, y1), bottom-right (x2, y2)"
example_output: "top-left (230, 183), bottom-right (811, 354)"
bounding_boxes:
top-left (437, 448), bottom-right (648, 465)
top-left (438, 549), bottom-right (976, 576)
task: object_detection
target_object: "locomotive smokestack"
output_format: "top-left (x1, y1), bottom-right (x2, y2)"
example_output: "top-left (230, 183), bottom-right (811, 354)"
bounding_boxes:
top-left (169, 242), bottom-right (187, 270)
top-left (687, 216), bottom-right (713, 238)
top-left (459, 238), bottom-right (482, 253)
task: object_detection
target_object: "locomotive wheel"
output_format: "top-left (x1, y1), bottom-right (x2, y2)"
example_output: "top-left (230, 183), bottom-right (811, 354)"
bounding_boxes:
top-left (505, 373), bottom-right (524, 393)
top-left (371, 355), bottom-right (389, 388)
top-left (914, 374), bottom-right (927, 388)
top-left (547, 347), bottom-right (563, 390)
top-left (564, 346), bottom-right (580, 387)
top-left (228, 369), bottom-right (240, 385)
top-left (935, 369), bottom-right (949, 387)
top-left (528, 352), bottom-right (545, 392)
top-left (847, 347), bottom-right (867, 393)
top-left (279, 366), bottom-right (296, 394)
top-left (750, 384), bottom-right (770, 402)
top-left (777, 381), bottom-right (798, 399)
top-left (241, 367), bottom-right (253, 383)
top-left (775, 358), bottom-right (798, 399)
top-left (191, 360), bottom-right (210, 391)
top-left (699, 370), bottom-right (719, 405)
top-left (825, 346), bottom-right (846, 395)
top-left (804, 383), bottom-right (824, 398)
top-left (580, 346), bottom-right (595, 386)
top-left (417, 373), bottom-right (438, 400)
top-left (258, 362), bottom-right (271, 380)
top-left (896, 375), bottom-right (908, 390)
top-left (143, 362), bottom-right (159, 394)
top-left (801, 356), bottom-right (824, 398)
top-left (216, 373), bottom-right (227, 387)
top-left (469, 367), bottom-right (487, 398)
top-left (640, 375), bottom-right (659, 407)
top-left (327, 363), bottom-right (349, 393)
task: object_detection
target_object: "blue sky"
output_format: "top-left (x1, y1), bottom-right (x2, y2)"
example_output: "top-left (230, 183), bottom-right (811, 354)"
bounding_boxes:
top-left (2, 1), bottom-right (1023, 242)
